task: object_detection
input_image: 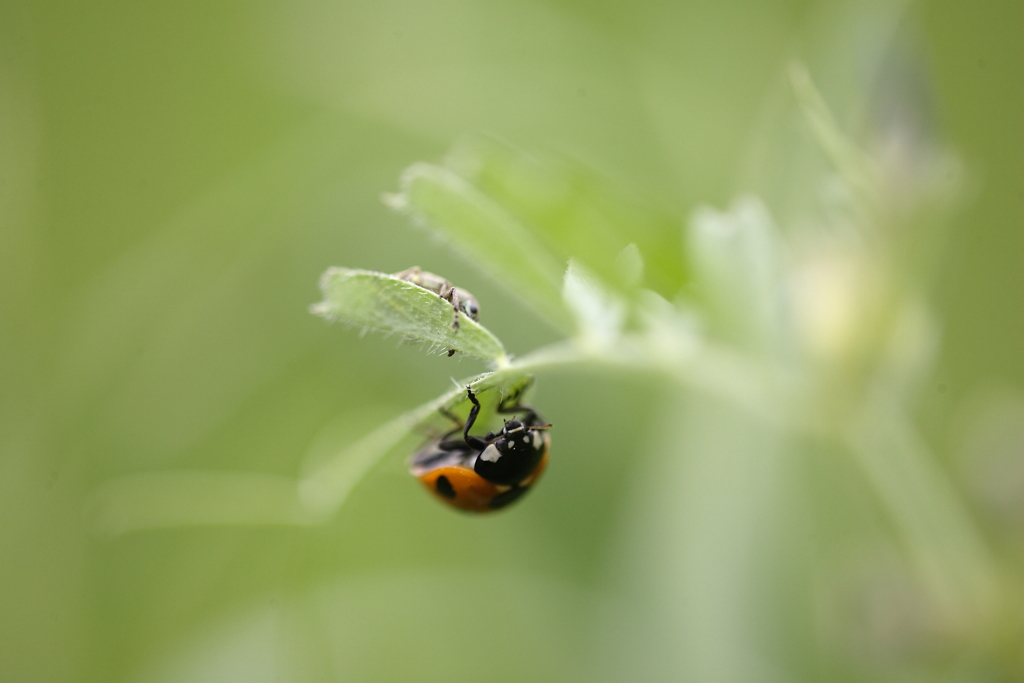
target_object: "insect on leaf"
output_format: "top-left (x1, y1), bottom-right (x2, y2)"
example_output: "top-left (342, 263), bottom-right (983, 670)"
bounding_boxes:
top-left (311, 268), bottom-right (508, 362)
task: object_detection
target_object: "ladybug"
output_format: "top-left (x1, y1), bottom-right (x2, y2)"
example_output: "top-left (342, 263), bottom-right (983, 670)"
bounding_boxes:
top-left (409, 385), bottom-right (551, 512)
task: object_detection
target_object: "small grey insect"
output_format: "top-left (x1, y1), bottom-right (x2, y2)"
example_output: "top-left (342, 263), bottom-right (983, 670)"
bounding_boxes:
top-left (392, 266), bottom-right (480, 331)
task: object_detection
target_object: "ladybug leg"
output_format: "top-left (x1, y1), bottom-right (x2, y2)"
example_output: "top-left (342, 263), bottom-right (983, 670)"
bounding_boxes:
top-left (415, 401), bottom-right (460, 440)
top-left (463, 387), bottom-right (489, 451)
top-left (496, 378), bottom-right (533, 413)
top-left (439, 405), bottom-right (461, 425)
top-left (496, 379), bottom-right (547, 426)
top-left (436, 405), bottom-right (465, 440)
top-left (487, 485), bottom-right (530, 510)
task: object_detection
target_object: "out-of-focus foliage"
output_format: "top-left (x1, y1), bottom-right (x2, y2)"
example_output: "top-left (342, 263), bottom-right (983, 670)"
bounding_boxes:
top-left (2, 1), bottom-right (1023, 683)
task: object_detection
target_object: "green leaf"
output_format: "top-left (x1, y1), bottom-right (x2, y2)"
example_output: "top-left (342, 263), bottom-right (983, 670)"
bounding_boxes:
top-left (311, 268), bottom-right (508, 363)
top-left (386, 163), bottom-right (570, 332)
top-left (562, 259), bottom-right (624, 352)
top-left (443, 135), bottom-right (688, 300)
top-left (687, 197), bottom-right (782, 353)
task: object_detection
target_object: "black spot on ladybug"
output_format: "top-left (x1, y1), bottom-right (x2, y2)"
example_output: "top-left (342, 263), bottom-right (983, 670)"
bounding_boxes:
top-left (436, 475), bottom-right (456, 499)
top-left (488, 486), bottom-right (529, 509)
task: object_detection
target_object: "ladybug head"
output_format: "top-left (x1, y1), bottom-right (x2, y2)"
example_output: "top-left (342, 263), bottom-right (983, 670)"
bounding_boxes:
top-left (473, 421), bottom-right (545, 486)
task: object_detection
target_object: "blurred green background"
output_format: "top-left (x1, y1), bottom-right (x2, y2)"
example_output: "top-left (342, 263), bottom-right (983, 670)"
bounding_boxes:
top-left (2, 1), bottom-right (1023, 681)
